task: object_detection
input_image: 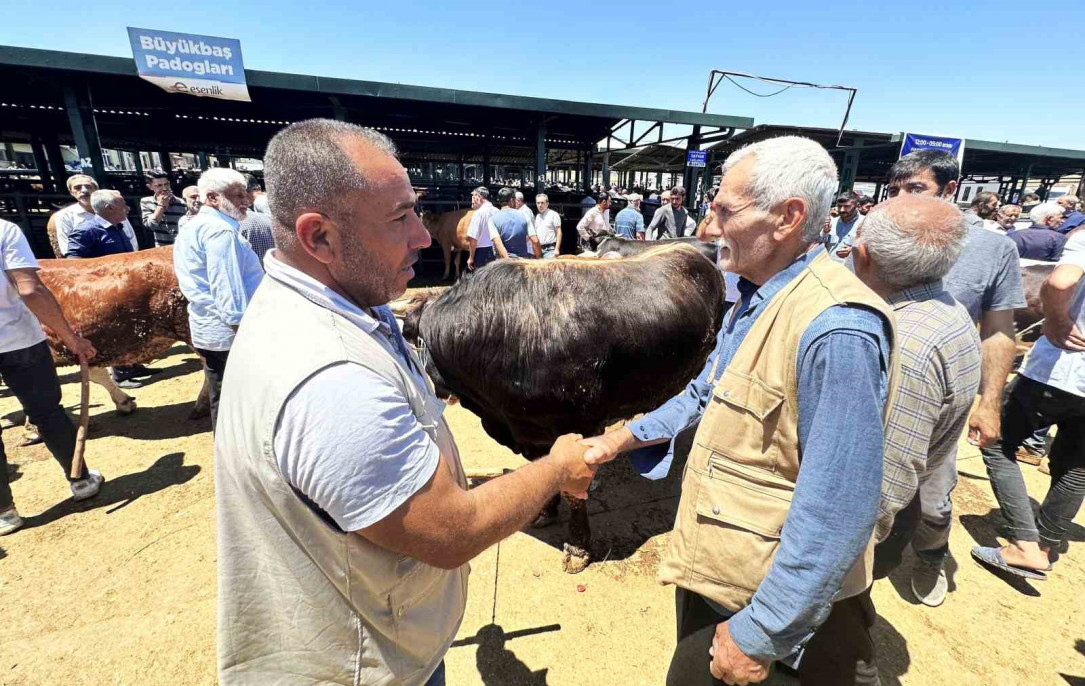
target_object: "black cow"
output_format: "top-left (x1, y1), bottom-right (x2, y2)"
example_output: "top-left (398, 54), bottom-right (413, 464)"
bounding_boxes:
top-left (402, 244), bottom-right (724, 573)
top-left (589, 233), bottom-right (719, 264)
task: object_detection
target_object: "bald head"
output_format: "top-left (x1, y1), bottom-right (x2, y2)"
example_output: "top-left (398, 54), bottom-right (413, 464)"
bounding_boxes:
top-left (857, 194), bottom-right (966, 291)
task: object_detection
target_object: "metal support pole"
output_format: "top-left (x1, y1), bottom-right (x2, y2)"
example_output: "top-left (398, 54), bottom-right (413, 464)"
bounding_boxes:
top-left (483, 146), bottom-right (491, 188)
top-left (584, 151), bottom-right (593, 193)
top-left (197, 151), bottom-right (208, 171)
top-left (535, 121), bottom-right (546, 192)
top-left (29, 138), bottom-right (53, 191)
top-left (133, 149), bottom-right (145, 179)
top-left (62, 84), bottom-right (106, 182)
top-left (45, 136), bottom-right (68, 190)
top-left (683, 125), bottom-right (701, 210)
top-left (159, 150), bottom-right (174, 175)
top-left (839, 148), bottom-right (861, 192)
top-left (602, 152), bottom-right (610, 190)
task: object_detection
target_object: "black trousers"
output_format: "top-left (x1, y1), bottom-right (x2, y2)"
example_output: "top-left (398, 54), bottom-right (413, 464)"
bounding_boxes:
top-left (667, 588), bottom-right (880, 686)
top-left (196, 348), bottom-right (230, 431)
top-left (0, 341), bottom-right (82, 509)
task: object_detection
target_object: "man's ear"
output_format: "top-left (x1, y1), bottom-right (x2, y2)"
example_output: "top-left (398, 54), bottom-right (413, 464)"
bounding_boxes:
top-left (295, 212), bottom-right (335, 264)
top-left (942, 179), bottom-right (958, 199)
top-left (774, 197), bottom-right (807, 241)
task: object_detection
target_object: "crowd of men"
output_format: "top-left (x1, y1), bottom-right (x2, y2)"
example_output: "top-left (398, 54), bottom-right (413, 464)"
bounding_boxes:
top-left (0, 121), bottom-right (1083, 686)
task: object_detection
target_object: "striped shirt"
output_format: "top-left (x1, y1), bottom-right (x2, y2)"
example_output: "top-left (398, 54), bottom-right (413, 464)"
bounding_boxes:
top-left (140, 195), bottom-right (189, 246)
top-left (239, 211), bottom-right (276, 267)
top-left (875, 280), bottom-right (981, 541)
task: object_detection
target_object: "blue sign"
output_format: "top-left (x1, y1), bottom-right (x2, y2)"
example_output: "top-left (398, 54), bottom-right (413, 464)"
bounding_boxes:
top-left (127, 27), bottom-right (250, 102)
top-left (686, 150), bottom-right (707, 168)
top-left (900, 133), bottom-right (964, 163)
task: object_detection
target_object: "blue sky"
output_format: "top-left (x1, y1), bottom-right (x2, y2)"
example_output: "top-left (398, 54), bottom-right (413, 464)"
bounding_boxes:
top-left (3, 0), bottom-right (1084, 149)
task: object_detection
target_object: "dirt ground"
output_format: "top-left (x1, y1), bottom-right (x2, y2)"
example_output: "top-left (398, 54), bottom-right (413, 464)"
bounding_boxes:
top-left (0, 346), bottom-right (1082, 686)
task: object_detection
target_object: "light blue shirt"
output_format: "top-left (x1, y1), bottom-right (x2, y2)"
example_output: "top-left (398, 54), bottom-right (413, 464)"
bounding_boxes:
top-left (614, 206), bottom-right (644, 239)
top-left (173, 206), bottom-right (264, 351)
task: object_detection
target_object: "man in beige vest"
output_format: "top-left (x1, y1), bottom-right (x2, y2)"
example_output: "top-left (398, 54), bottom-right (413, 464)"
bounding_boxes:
top-left (581, 136), bottom-right (898, 685)
top-left (214, 119), bottom-right (594, 686)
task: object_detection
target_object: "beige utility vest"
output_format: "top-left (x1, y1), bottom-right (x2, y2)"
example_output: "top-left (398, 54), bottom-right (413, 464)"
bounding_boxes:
top-left (215, 275), bottom-right (469, 686)
top-left (659, 252), bottom-right (899, 613)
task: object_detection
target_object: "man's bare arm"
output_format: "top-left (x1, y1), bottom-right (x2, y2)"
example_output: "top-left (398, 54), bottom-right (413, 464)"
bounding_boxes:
top-left (1041, 264), bottom-right (1085, 350)
top-left (360, 435), bottom-right (593, 569)
top-left (968, 309), bottom-right (1016, 447)
top-left (530, 235), bottom-right (542, 259)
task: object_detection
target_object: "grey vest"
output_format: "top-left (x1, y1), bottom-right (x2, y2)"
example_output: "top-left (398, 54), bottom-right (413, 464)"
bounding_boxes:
top-left (215, 275), bottom-right (469, 686)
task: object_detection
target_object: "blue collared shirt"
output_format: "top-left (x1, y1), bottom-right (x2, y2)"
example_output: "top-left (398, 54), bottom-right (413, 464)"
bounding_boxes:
top-left (173, 206), bottom-right (264, 351)
top-left (1006, 225), bottom-right (1066, 262)
top-left (626, 251), bottom-right (891, 662)
top-left (614, 206), bottom-right (645, 239)
top-left (65, 217), bottom-right (135, 258)
top-left (1058, 210), bottom-right (1085, 234)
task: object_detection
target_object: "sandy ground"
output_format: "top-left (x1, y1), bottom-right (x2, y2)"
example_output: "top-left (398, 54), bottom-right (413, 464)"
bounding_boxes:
top-left (0, 347), bottom-right (1082, 686)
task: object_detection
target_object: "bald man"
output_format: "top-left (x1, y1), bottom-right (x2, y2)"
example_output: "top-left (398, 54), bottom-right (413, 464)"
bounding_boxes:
top-left (853, 195), bottom-right (982, 607)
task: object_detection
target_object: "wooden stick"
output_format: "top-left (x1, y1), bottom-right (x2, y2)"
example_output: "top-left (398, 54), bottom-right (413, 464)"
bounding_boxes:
top-left (69, 360), bottom-right (90, 479)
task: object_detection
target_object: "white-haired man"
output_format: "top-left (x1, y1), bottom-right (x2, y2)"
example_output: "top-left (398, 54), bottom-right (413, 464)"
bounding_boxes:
top-left (1006, 202), bottom-right (1068, 261)
top-left (215, 119), bottom-right (593, 686)
top-left (581, 136), bottom-right (898, 685)
top-left (513, 190), bottom-right (534, 230)
top-left (533, 193), bottom-right (562, 257)
top-left (854, 196), bottom-right (982, 609)
top-left (173, 168), bottom-right (262, 429)
top-left (47, 174), bottom-right (99, 257)
top-left (65, 190), bottom-right (138, 258)
top-left (615, 193), bottom-right (644, 239)
top-left (1056, 194), bottom-right (1084, 234)
top-left (177, 185), bottom-right (201, 231)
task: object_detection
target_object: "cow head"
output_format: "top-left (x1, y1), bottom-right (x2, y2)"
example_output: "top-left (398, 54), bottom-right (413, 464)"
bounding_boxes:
top-left (587, 232), bottom-right (617, 252)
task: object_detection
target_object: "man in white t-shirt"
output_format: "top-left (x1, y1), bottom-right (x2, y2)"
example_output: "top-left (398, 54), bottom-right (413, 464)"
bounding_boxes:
top-left (0, 219), bottom-right (103, 536)
top-left (466, 186), bottom-right (499, 271)
top-left (47, 174), bottom-right (98, 258)
top-left (533, 193), bottom-right (562, 258)
top-left (973, 228), bottom-right (1085, 580)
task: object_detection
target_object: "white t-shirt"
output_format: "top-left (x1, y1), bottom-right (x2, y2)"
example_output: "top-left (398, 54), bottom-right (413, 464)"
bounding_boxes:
top-left (52, 203), bottom-right (96, 256)
top-left (534, 209), bottom-right (561, 246)
top-left (267, 254), bottom-right (440, 531)
top-left (517, 203), bottom-right (534, 231)
top-left (1021, 230), bottom-right (1085, 397)
top-left (467, 201), bottom-right (497, 249)
top-left (0, 219), bottom-right (47, 354)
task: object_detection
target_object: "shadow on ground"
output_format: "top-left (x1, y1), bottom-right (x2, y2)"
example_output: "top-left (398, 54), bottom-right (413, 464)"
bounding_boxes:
top-left (19, 452), bottom-right (200, 530)
top-left (86, 399), bottom-right (209, 441)
top-left (55, 356), bottom-right (203, 389)
top-left (872, 614), bottom-right (910, 686)
top-left (451, 623), bottom-right (559, 685)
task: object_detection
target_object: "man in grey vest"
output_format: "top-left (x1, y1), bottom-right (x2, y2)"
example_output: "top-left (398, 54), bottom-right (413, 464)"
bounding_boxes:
top-left (214, 119), bottom-right (595, 686)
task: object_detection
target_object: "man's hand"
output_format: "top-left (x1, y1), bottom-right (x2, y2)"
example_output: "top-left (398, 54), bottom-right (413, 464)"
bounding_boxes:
top-left (548, 433), bottom-right (595, 495)
top-left (709, 621), bottom-right (770, 685)
top-left (967, 405), bottom-right (1000, 448)
top-left (63, 333), bottom-right (97, 363)
top-left (467, 256), bottom-right (475, 271)
top-left (156, 190), bottom-right (174, 207)
top-left (580, 426), bottom-right (635, 466)
top-left (1042, 317), bottom-right (1085, 352)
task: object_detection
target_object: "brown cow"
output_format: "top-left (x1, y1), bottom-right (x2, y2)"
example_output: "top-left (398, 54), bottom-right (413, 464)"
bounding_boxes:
top-left (421, 208), bottom-right (473, 281)
top-left (34, 247), bottom-right (209, 425)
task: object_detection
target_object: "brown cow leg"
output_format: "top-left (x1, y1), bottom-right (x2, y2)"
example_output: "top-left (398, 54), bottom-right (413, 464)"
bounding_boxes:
top-left (89, 366), bottom-right (137, 415)
top-left (562, 492), bottom-right (592, 574)
top-left (189, 372), bottom-right (211, 419)
top-left (532, 493), bottom-right (560, 528)
top-left (20, 418), bottom-right (42, 446)
top-left (441, 243), bottom-right (453, 281)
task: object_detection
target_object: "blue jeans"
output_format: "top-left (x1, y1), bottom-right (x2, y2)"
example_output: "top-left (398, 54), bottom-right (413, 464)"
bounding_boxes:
top-left (540, 243), bottom-right (557, 259)
top-left (424, 661), bottom-right (445, 686)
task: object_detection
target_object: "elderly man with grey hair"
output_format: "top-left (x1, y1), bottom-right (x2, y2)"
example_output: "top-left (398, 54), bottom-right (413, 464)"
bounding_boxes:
top-left (65, 190), bottom-right (138, 258)
top-left (513, 190), bottom-right (534, 229)
top-left (580, 136), bottom-right (898, 685)
top-left (853, 196), bottom-right (982, 608)
top-left (172, 167), bottom-right (262, 429)
top-left (1006, 201), bottom-right (1068, 261)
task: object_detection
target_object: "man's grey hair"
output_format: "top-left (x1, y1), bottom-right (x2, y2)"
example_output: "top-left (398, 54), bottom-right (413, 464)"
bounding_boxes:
top-left (515, 191), bottom-right (525, 201)
top-left (90, 189), bottom-right (122, 214)
top-left (263, 118), bottom-right (397, 246)
top-left (858, 196), bottom-right (967, 290)
top-left (721, 136), bottom-right (839, 243)
top-left (626, 193), bottom-right (642, 203)
top-left (1029, 202), bottom-right (1065, 226)
top-left (197, 167), bottom-right (247, 203)
top-left (670, 186), bottom-right (686, 197)
top-left (535, 193), bottom-right (549, 203)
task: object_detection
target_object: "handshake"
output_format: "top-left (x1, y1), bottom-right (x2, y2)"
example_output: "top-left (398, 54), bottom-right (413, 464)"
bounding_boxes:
top-left (547, 427), bottom-right (636, 498)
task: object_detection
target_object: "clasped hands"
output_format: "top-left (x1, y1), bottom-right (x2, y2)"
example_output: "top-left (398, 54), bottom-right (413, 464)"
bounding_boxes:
top-left (550, 426), bottom-right (635, 498)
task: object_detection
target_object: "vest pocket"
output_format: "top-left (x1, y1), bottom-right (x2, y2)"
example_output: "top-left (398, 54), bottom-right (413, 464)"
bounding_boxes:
top-left (388, 558), bottom-right (460, 679)
top-left (712, 369), bottom-right (784, 421)
top-left (687, 455), bottom-right (794, 598)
